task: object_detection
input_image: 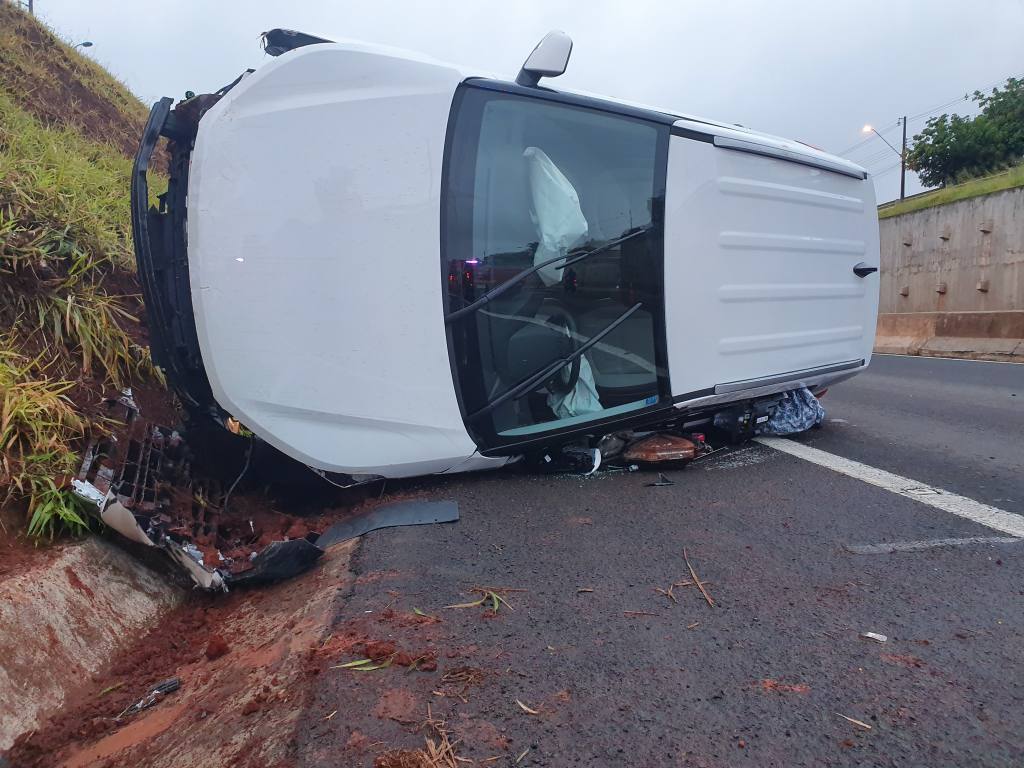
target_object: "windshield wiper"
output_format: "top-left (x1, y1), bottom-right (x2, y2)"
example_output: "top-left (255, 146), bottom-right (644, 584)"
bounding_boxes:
top-left (445, 227), bottom-right (649, 324)
top-left (465, 302), bottom-right (643, 423)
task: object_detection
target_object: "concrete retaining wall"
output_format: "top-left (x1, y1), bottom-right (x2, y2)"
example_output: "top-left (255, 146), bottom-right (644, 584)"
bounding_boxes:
top-left (876, 185), bottom-right (1023, 359)
top-left (0, 537), bottom-right (183, 750)
top-left (875, 310), bottom-right (1024, 360)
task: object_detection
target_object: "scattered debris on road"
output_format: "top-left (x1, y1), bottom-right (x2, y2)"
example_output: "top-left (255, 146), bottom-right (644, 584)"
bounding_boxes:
top-left (70, 399), bottom-right (459, 592)
top-left (646, 472), bottom-right (676, 487)
top-left (655, 577), bottom-right (714, 605)
top-left (316, 500), bottom-right (460, 549)
top-left (515, 699), bottom-right (540, 715)
top-left (836, 713), bottom-right (873, 730)
top-left (860, 631), bottom-right (888, 643)
top-left (446, 587), bottom-right (522, 614)
top-left (683, 548), bottom-right (716, 607)
top-left (758, 679), bottom-right (811, 694)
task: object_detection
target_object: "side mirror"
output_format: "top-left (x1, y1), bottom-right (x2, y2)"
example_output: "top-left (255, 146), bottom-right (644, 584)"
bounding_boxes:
top-left (515, 31), bottom-right (573, 87)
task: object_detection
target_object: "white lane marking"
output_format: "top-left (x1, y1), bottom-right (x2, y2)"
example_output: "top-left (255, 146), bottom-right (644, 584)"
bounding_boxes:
top-left (846, 537), bottom-right (1021, 555)
top-left (755, 437), bottom-right (1024, 538)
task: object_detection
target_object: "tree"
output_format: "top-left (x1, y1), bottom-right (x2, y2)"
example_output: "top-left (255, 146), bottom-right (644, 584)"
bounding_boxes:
top-left (907, 77), bottom-right (1024, 187)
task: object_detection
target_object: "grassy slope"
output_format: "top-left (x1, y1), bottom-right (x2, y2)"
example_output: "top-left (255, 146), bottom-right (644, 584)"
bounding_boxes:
top-left (878, 164), bottom-right (1024, 219)
top-left (0, 1), bottom-right (167, 537)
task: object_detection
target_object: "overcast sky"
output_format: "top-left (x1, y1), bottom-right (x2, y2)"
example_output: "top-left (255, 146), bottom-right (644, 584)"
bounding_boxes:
top-left (37, 0), bottom-right (1024, 203)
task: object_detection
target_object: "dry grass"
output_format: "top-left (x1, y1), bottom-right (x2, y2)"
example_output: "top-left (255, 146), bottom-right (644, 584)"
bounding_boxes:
top-left (0, 345), bottom-right (88, 536)
top-left (374, 706), bottom-right (469, 768)
top-left (0, 1), bottom-right (149, 156)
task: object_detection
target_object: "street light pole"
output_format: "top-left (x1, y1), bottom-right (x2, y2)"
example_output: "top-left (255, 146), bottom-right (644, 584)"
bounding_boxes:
top-left (863, 122), bottom-right (908, 199)
top-left (899, 116), bottom-right (907, 201)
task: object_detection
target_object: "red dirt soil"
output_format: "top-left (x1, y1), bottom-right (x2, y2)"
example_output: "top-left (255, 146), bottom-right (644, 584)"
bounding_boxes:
top-left (7, 539), bottom-right (358, 768)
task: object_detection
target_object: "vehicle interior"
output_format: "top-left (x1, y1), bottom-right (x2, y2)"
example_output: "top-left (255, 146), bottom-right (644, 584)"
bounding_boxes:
top-left (446, 89), bottom-right (668, 439)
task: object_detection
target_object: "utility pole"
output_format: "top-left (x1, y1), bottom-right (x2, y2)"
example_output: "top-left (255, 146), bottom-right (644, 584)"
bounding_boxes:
top-left (27, 0), bottom-right (33, 15)
top-left (899, 116), bottom-right (907, 200)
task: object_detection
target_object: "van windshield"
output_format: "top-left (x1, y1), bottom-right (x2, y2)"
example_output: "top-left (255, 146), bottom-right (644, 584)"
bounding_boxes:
top-left (443, 84), bottom-right (670, 447)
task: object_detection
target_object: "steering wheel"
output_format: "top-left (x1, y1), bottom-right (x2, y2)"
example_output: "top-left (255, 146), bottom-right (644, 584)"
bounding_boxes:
top-left (542, 307), bottom-right (581, 397)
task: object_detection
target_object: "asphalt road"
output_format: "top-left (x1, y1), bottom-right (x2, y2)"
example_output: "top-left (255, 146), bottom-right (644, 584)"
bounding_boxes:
top-left (297, 355), bottom-right (1024, 768)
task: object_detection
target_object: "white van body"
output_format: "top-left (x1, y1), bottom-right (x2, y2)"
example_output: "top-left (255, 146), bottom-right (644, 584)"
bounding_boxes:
top-left (133, 38), bottom-right (878, 479)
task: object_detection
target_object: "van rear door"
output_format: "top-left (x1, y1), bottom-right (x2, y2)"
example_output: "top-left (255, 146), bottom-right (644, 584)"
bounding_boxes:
top-left (664, 121), bottom-right (879, 402)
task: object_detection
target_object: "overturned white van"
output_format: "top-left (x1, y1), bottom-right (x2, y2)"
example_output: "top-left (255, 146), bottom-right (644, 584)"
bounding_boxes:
top-left (132, 30), bottom-right (879, 482)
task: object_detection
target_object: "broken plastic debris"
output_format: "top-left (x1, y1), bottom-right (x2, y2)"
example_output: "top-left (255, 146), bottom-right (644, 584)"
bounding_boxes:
top-left (117, 677), bottom-right (181, 719)
top-left (860, 631), bottom-right (887, 643)
top-left (623, 434), bottom-right (697, 463)
top-left (646, 472), bottom-right (675, 487)
top-left (317, 500), bottom-right (460, 549)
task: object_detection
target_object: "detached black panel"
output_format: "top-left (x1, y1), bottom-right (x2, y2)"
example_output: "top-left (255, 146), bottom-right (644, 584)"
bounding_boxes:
top-left (261, 28), bottom-right (334, 57)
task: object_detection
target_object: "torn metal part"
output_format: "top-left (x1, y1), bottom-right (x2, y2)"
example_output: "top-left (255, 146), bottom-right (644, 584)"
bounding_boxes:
top-left (117, 677), bottom-right (181, 720)
top-left (70, 478), bottom-right (106, 507)
top-left (317, 500), bottom-right (460, 550)
top-left (596, 432), bottom-right (630, 460)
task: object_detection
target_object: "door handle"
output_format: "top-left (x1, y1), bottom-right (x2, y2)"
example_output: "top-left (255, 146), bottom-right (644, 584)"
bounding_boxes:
top-left (853, 262), bottom-right (878, 278)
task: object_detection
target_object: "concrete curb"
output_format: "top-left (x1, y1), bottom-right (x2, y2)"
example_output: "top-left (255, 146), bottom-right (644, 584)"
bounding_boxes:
top-left (0, 538), bottom-right (184, 750)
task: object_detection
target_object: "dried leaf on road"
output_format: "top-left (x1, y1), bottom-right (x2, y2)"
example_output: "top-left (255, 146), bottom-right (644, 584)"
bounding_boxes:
top-left (333, 658), bottom-right (374, 669)
top-left (759, 679), bottom-right (810, 694)
top-left (836, 713), bottom-right (872, 730)
top-left (683, 548), bottom-right (715, 607)
top-left (446, 587), bottom-right (519, 613)
top-left (333, 655), bottom-right (394, 672)
top-left (654, 585), bottom-right (678, 604)
top-left (515, 699), bottom-right (540, 715)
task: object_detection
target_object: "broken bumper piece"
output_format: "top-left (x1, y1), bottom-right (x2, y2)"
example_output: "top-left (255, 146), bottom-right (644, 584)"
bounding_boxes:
top-left (70, 392), bottom-right (323, 592)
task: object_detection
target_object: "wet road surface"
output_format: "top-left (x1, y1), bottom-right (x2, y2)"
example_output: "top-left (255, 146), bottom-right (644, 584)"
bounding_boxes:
top-left (297, 356), bottom-right (1024, 767)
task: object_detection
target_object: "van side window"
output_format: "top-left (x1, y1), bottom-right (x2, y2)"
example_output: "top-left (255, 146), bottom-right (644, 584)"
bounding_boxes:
top-left (444, 84), bottom-right (669, 446)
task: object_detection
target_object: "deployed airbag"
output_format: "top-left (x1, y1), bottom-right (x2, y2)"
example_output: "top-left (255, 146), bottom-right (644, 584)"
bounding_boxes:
top-left (523, 146), bottom-right (588, 286)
